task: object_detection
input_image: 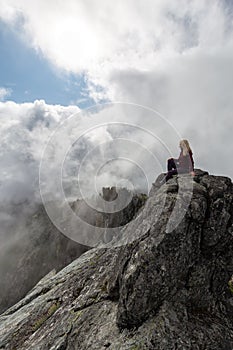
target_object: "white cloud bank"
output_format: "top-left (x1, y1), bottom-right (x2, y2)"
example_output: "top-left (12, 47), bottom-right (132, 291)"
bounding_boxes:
top-left (1, 100), bottom-right (155, 207)
top-left (1, 0), bottom-right (233, 97)
top-left (0, 100), bottom-right (80, 203)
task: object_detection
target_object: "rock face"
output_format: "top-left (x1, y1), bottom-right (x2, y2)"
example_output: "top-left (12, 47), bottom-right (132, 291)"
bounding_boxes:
top-left (71, 187), bottom-right (147, 231)
top-left (0, 169), bottom-right (233, 349)
top-left (0, 188), bottom-right (146, 315)
top-left (0, 202), bottom-right (89, 315)
top-left (102, 186), bottom-right (118, 201)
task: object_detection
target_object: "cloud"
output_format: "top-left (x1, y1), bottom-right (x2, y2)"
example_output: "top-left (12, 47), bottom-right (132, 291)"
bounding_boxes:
top-left (0, 0), bottom-right (232, 181)
top-left (0, 87), bottom-right (12, 101)
top-left (0, 100), bottom-right (80, 203)
top-left (1, 1), bottom-right (232, 98)
top-left (108, 46), bottom-right (233, 179)
top-left (0, 98), bottom-right (176, 210)
top-left (0, 99), bottom-right (171, 252)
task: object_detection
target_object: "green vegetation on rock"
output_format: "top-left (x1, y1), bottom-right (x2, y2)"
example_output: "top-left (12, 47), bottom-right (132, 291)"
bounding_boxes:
top-left (32, 301), bottom-right (61, 332)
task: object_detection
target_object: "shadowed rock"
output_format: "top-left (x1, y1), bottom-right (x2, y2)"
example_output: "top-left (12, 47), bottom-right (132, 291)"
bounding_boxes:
top-left (102, 186), bottom-right (118, 201)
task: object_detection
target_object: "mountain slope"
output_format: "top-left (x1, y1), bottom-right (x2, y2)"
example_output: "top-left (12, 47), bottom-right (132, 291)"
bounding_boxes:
top-left (0, 169), bottom-right (232, 350)
top-left (0, 188), bottom-right (146, 314)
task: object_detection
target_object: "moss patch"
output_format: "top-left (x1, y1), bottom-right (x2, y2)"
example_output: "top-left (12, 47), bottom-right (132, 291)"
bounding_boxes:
top-left (228, 276), bottom-right (233, 294)
top-left (139, 193), bottom-right (148, 201)
top-left (72, 309), bottom-right (83, 322)
top-left (32, 301), bottom-right (61, 332)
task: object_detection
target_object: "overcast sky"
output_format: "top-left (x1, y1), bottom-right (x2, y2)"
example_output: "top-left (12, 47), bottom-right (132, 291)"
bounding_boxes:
top-left (0, 0), bottom-right (233, 210)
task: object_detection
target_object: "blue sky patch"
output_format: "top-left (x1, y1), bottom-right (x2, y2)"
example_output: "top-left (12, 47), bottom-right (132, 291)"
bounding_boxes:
top-left (0, 20), bottom-right (93, 108)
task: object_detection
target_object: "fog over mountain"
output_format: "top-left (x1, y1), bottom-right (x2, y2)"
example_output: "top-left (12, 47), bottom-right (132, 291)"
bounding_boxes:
top-left (0, 1), bottom-right (232, 211)
top-left (0, 3), bottom-right (232, 340)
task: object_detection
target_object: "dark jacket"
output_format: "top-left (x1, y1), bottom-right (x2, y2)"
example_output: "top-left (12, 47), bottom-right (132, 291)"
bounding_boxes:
top-left (175, 150), bottom-right (194, 172)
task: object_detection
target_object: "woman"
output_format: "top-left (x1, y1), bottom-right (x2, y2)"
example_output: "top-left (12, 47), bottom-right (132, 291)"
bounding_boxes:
top-left (163, 139), bottom-right (195, 183)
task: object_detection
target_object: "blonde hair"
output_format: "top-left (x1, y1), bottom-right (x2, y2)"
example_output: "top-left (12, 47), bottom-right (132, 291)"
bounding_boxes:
top-left (179, 139), bottom-right (192, 156)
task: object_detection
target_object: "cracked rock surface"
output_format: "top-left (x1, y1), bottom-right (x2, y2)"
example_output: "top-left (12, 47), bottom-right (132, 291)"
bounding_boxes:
top-left (0, 169), bottom-right (233, 350)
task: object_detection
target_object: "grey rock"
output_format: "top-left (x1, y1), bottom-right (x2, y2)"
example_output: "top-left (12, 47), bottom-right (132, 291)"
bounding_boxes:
top-left (0, 170), bottom-right (233, 349)
top-left (0, 188), bottom-right (145, 314)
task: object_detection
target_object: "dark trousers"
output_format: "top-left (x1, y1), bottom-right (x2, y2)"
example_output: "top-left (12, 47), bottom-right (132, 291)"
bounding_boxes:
top-left (166, 158), bottom-right (178, 181)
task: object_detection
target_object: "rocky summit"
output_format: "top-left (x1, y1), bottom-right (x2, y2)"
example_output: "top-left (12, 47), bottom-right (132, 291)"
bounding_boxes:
top-left (0, 169), bottom-right (233, 350)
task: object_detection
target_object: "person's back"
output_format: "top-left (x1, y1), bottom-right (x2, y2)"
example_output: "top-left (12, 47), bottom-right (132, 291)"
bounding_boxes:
top-left (177, 149), bottom-right (194, 173)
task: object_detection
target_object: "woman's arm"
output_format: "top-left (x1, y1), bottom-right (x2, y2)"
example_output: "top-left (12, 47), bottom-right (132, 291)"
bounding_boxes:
top-left (190, 153), bottom-right (194, 171)
top-left (189, 153), bottom-right (195, 175)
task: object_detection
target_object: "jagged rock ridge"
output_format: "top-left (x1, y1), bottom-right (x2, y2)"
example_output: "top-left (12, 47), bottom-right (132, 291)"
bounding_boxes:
top-left (0, 187), bottom-right (146, 314)
top-left (0, 169), bottom-right (233, 350)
